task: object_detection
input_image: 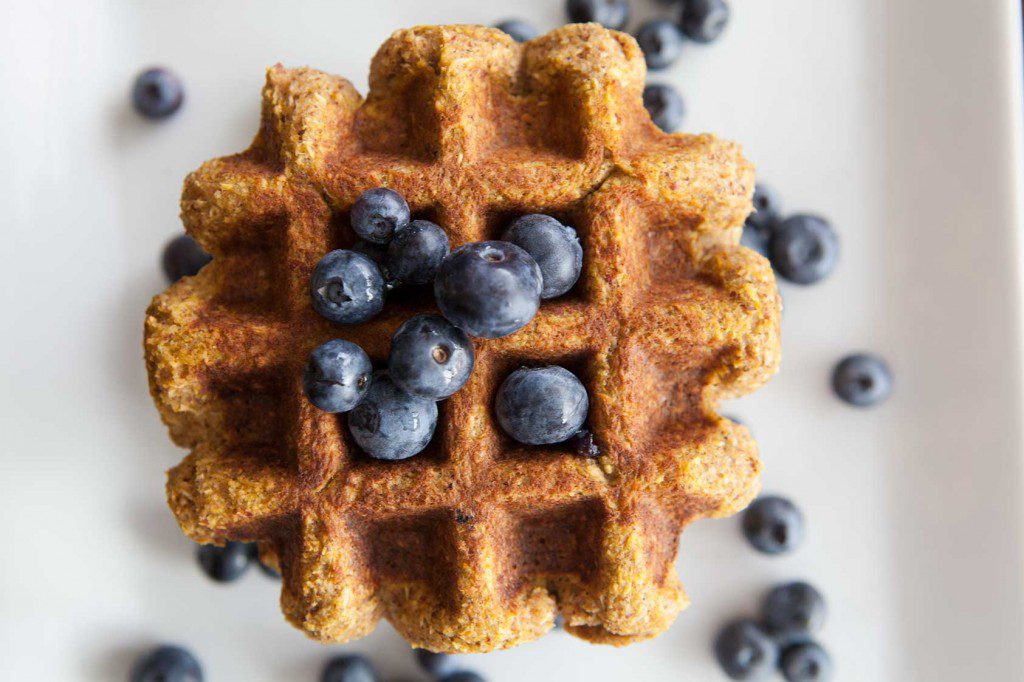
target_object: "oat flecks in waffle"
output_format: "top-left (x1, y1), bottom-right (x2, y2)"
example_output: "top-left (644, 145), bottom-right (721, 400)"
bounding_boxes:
top-left (144, 23), bottom-right (781, 652)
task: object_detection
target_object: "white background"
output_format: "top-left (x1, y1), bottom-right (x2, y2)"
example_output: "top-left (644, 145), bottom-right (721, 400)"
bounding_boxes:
top-left (2, 1), bottom-right (1024, 680)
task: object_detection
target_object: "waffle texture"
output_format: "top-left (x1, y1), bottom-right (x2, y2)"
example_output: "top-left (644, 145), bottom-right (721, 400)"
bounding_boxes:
top-left (144, 23), bottom-right (781, 652)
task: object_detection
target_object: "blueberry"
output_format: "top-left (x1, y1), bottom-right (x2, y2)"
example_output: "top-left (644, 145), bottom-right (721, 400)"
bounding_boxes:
top-left (348, 372), bottom-right (438, 460)
top-left (162, 235), bottom-right (212, 282)
top-left (389, 315), bottom-right (474, 400)
top-left (351, 188), bottom-right (410, 244)
top-left (762, 582), bottom-right (827, 639)
top-left (832, 353), bottom-right (892, 407)
top-left (495, 19), bottom-right (540, 42)
top-left (130, 645), bottom-right (203, 682)
top-left (501, 214), bottom-right (583, 299)
top-left (132, 67), bottom-right (184, 119)
top-left (680, 0), bottom-right (731, 44)
top-left (636, 20), bottom-right (684, 71)
top-left (439, 674), bottom-right (486, 682)
top-left (385, 220), bottom-right (450, 285)
top-left (303, 339), bottom-right (373, 413)
top-left (747, 184), bottom-right (782, 232)
top-left (434, 241), bottom-right (542, 339)
top-left (742, 495), bottom-right (804, 555)
top-left (643, 84), bottom-right (685, 133)
top-left (566, 0), bottom-right (629, 30)
top-left (780, 642), bottom-right (833, 682)
top-left (310, 250), bottom-right (385, 324)
top-left (414, 649), bottom-right (460, 677)
top-left (495, 366), bottom-right (589, 445)
top-left (741, 185), bottom-right (782, 257)
top-left (321, 654), bottom-right (378, 682)
top-left (196, 541), bottom-right (251, 582)
top-left (713, 620), bottom-right (777, 680)
top-left (768, 214), bottom-right (839, 285)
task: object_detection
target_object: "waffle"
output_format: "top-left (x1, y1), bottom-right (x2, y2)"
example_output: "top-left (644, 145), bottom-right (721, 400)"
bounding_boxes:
top-left (144, 23), bottom-right (781, 652)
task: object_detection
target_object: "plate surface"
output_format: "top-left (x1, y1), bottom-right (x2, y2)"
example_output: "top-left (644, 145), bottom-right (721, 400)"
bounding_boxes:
top-left (2, 1), bottom-right (1023, 680)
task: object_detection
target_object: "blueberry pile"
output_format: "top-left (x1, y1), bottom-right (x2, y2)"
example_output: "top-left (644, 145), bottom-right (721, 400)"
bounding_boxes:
top-left (741, 184), bottom-right (893, 408)
top-left (564, 0), bottom-right (730, 48)
top-left (128, 646), bottom-right (489, 681)
top-left (714, 582), bottom-right (832, 681)
top-left (638, 0), bottom-right (729, 131)
top-left (320, 650), bottom-right (487, 682)
top-left (303, 188), bottom-right (591, 460)
top-left (493, 1), bottom-right (731, 134)
top-left (741, 184), bottom-right (840, 286)
top-left (637, 0), bottom-right (731, 132)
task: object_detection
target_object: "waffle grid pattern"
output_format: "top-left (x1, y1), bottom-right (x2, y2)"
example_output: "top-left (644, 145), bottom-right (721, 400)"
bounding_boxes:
top-left (145, 24), bottom-right (780, 652)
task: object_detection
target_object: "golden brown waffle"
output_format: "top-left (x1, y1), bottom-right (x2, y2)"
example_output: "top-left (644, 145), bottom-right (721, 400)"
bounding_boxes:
top-left (144, 23), bottom-right (781, 652)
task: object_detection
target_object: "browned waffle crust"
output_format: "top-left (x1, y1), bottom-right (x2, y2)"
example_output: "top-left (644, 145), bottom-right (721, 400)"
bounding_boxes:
top-left (144, 23), bottom-right (781, 652)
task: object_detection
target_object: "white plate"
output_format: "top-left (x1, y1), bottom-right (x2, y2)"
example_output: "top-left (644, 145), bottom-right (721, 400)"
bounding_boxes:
top-left (3, 1), bottom-right (1023, 680)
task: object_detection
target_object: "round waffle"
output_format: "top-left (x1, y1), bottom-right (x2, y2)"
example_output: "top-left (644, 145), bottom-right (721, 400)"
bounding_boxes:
top-left (144, 23), bottom-right (781, 652)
